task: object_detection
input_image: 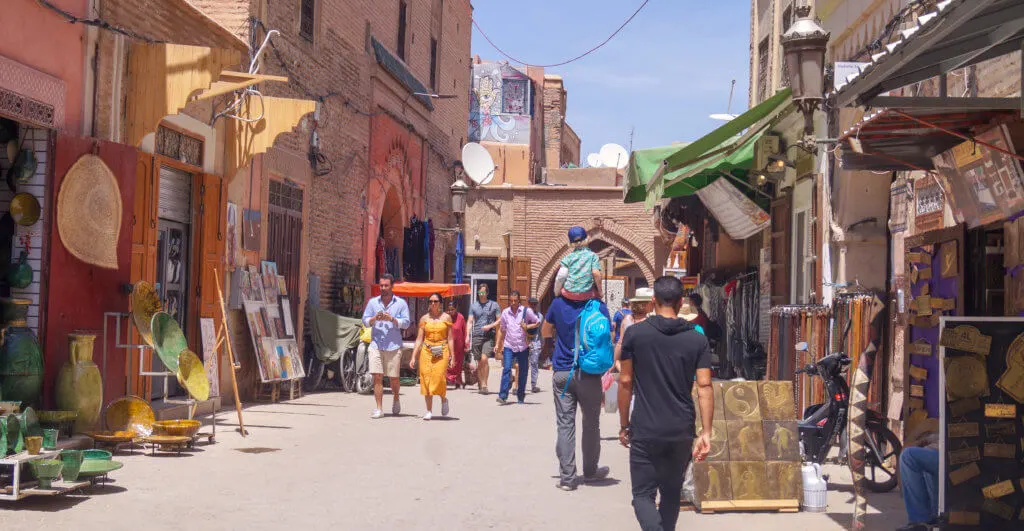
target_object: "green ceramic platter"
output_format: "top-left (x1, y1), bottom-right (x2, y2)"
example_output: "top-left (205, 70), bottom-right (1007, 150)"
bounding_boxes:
top-left (77, 459), bottom-right (123, 477)
top-left (150, 312), bottom-right (186, 372)
top-left (82, 449), bottom-right (112, 460)
top-left (18, 406), bottom-right (42, 438)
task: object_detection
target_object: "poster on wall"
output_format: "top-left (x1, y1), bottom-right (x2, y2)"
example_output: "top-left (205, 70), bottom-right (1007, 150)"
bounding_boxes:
top-left (199, 318), bottom-right (221, 398)
top-left (913, 177), bottom-right (945, 233)
top-left (226, 202), bottom-right (239, 269)
top-left (889, 178), bottom-right (911, 234)
top-left (238, 262), bottom-right (304, 383)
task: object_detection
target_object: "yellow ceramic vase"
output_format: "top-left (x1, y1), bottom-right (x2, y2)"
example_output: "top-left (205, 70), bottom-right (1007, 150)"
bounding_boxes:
top-left (55, 333), bottom-right (103, 433)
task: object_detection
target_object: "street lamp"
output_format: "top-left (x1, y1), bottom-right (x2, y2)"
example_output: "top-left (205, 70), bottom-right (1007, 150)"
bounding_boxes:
top-left (450, 178), bottom-right (469, 216)
top-left (781, 1), bottom-right (830, 148)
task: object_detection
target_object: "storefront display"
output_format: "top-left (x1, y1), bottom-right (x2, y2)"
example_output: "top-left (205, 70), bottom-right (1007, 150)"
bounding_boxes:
top-left (0, 298), bottom-right (43, 407)
top-left (938, 317), bottom-right (1024, 530)
top-left (55, 153), bottom-right (122, 270)
top-left (239, 262), bottom-right (304, 384)
top-left (54, 333), bottom-right (102, 433)
top-left (768, 305), bottom-right (828, 413)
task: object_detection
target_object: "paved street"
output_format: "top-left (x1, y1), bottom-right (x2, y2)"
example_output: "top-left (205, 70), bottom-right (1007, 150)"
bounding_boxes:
top-left (3, 366), bottom-right (901, 530)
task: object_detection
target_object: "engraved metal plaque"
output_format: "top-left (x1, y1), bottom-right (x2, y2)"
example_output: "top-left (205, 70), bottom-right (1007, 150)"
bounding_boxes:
top-left (919, 267), bottom-right (932, 280)
top-left (945, 356), bottom-right (988, 400)
top-left (983, 479), bottom-right (1016, 499)
top-left (948, 397), bottom-right (981, 417)
top-left (909, 365), bottom-right (928, 381)
top-left (984, 443), bottom-right (1017, 459)
top-left (949, 463), bottom-right (981, 486)
top-left (940, 242), bottom-right (958, 278)
top-left (916, 296), bottom-right (932, 316)
top-left (982, 498), bottom-right (1015, 520)
top-left (698, 420), bottom-right (729, 462)
top-left (947, 422), bottom-right (979, 438)
top-left (694, 462), bottom-right (732, 503)
top-left (907, 341), bottom-right (932, 356)
top-left (948, 511), bottom-right (980, 525)
top-left (726, 421), bottom-right (766, 461)
top-left (986, 422), bottom-right (1016, 438)
top-left (996, 332), bottom-right (1024, 403)
top-left (939, 325), bottom-right (992, 356)
top-left (728, 462), bottom-right (768, 501)
top-left (907, 252), bottom-right (925, 264)
top-left (985, 403), bottom-right (1017, 418)
top-left (910, 385), bottom-right (925, 398)
top-left (948, 446), bottom-right (981, 466)
top-left (765, 461), bottom-right (802, 502)
top-left (762, 421), bottom-right (800, 462)
top-left (722, 382), bottom-right (761, 421)
top-left (758, 381), bottom-right (796, 421)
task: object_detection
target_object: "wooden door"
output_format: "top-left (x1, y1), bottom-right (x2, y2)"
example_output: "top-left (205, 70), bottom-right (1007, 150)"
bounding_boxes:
top-left (497, 257), bottom-right (531, 307)
top-left (770, 195), bottom-right (793, 306)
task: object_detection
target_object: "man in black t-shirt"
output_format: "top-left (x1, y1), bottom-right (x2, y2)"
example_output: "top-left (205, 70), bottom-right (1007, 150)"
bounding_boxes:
top-left (618, 276), bottom-right (714, 531)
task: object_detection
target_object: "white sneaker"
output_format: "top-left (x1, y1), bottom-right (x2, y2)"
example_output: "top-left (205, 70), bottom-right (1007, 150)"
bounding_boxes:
top-left (392, 399), bottom-right (401, 416)
top-left (441, 399), bottom-right (450, 417)
top-left (370, 409), bottom-right (383, 419)
top-left (422, 411), bottom-right (433, 421)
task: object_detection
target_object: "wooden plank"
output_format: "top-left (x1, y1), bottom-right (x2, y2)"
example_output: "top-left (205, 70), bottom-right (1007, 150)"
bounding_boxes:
top-left (219, 70), bottom-right (289, 82)
top-left (698, 499), bottom-right (800, 514)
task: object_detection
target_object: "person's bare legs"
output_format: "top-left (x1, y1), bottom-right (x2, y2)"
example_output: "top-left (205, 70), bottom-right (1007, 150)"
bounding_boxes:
top-left (478, 354), bottom-right (490, 391)
top-left (389, 376), bottom-right (401, 410)
top-left (424, 395), bottom-right (433, 413)
top-left (373, 374), bottom-right (385, 410)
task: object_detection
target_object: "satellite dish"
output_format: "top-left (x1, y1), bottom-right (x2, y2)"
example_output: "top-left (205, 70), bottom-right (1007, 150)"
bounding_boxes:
top-left (586, 153), bottom-right (603, 168)
top-left (599, 143), bottom-right (629, 170)
top-left (710, 113), bottom-right (738, 121)
top-left (462, 142), bottom-right (496, 185)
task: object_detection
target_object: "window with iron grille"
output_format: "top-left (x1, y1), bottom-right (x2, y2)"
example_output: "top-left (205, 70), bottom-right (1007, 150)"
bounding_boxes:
top-left (268, 180), bottom-right (305, 307)
top-left (397, 1), bottom-right (408, 60)
top-left (779, 6), bottom-right (793, 88)
top-left (155, 125), bottom-right (203, 168)
top-left (300, 0), bottom-right (315, 42)
top-left (757, 37), bottom-right (771, 103)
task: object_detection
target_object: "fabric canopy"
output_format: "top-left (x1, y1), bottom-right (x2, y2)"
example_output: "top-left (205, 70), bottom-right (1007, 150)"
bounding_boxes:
top-left (623, 89), bottom-right (792, 206)
top-left (372, 282), bottom-right (472, 298)
top-left (695, 178), bottom-right (771, 240)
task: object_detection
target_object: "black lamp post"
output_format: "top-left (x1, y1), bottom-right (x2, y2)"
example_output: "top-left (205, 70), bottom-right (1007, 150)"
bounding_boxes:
top-left (781, 2), bottom-right (830, 150)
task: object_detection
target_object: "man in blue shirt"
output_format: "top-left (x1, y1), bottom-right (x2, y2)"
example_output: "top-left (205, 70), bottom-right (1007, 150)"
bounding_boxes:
top-left (612, 298), bottom-right (632, 343)
top-left (543, 295), bottom-right (612, 491)
top-left (362, 274), bottom-right (411, 419)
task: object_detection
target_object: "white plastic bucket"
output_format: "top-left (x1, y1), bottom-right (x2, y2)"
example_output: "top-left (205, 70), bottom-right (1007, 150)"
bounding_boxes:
top-left (801, 463), bottom-right (828, 512)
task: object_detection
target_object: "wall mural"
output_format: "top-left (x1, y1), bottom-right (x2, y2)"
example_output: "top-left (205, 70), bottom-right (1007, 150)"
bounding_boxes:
top-left (469, 62), bottom-right (531, 145)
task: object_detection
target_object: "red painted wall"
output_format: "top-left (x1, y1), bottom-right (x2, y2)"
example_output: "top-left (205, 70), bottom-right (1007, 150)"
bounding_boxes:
top-left (0, 0), bottom-right (88, 134)
top-left (45, 135), bottom-right (136, 407)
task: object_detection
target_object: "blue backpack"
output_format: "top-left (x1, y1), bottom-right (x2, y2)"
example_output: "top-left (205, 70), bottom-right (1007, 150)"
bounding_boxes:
top-left (561, 300), bottom-right (613, 397)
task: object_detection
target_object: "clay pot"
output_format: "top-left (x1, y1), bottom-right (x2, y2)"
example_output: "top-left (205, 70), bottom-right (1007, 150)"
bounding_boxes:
top-left (59, 449), bottom-right (84, 482)
top-left (0, 298), bottom-right (43, 408)
top-left (25, 435), bottom-right (42, 455)
top-left (55, 333), bottom-right (103, 433)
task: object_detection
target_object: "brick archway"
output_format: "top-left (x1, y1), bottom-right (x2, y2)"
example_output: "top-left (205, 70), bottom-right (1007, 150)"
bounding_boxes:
top-left (534, 218), bottom-right (657, 299)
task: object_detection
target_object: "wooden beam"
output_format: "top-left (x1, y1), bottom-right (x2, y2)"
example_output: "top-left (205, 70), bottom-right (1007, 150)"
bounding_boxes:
top-left (219, 70), bottom-right (289, 83)
top-left (226, 96), bottom-right (317, 177)
top-left (865, 96), bottom-right (1020, 110)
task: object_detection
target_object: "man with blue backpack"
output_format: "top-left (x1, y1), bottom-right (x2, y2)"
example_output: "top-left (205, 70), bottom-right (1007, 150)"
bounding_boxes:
top-left (542, 290), bottom-right (614, 491)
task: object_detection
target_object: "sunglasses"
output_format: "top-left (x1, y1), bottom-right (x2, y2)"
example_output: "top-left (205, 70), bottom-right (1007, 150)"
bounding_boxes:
top-left (429, 299), bottom-right (442, 304)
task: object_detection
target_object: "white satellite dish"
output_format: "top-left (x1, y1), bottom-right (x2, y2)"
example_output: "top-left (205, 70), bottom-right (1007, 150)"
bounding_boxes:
top-left (586, 153), bottom-right (603, 168)
top-left (462, 142), bottom-right (496, 185)
top-left (599, 143), bottom-right (629, 170)
top-left (710, 113), bottom-right (738, 121)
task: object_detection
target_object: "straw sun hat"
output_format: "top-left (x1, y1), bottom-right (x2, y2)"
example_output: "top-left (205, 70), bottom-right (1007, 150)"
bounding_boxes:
top-left (57, 154), bottom-right (122, 269)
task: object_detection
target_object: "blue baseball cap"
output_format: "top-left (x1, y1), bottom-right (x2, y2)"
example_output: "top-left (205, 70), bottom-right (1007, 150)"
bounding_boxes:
top-left (568, 226), bottom-right (587, 243)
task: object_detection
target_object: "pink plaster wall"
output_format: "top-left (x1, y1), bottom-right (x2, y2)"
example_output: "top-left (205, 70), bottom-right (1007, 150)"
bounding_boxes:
top-left (0, 0), bottom-right (88, 133)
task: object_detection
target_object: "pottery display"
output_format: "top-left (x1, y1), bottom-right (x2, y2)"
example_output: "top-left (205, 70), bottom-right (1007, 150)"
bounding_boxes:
top-left (0, 412), bottom-right (20, 454)
top-left (82, 448), bottom-right (112, 460)
top-left (24, 435), bottom-right (42, 454)
top-left (59, 449), bottom-right (84, 482)
top-left (7, 149), bottom-right (37, 191)
top-left (42, 428), bottom-right (58, 450)
top-left (9, 192), bottom-right (40, 226)
top-left (0, 298), bottom-right (43, 407)
top-left (104, 395), bottom-right (155, 437)
top-left (153, 419), bottom-right (201, 438)
top-left (150, 312), bottom-right (186, 372)
top-left (7, 250), bottom-right (32, 288)
top-left (86, 430), bottom-right (135, 443)
top-left (18, 406), bottom-right (41, 440)
top-left (29, 459), bottom-right (62, 488)
top-left (38, 410), bottom-right (77, 438)
top-left (176, 349), bottom-right (210, 401)
top-left (77, 458), bottom-right (122, 478)
top-left (130, 281), bottom-right (160, 347)
top-left (55, 333), bottom-right (103, 433)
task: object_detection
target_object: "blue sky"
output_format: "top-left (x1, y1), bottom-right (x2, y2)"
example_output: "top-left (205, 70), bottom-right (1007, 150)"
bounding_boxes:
top-left (470, 0), bottom-right (751, 161)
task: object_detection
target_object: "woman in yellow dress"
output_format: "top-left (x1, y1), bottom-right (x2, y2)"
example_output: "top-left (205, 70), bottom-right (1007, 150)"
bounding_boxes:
top-left (410, 293), bottom-right (455, 420)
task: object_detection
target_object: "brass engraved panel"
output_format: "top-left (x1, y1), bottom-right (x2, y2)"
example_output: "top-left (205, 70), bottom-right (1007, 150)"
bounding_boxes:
top-left (729, 462), bottom-right (768, 501)
top-left (727, 421), bottom-right (766, 462)
top-left (722, 382), bottom-right (761, 421)
top-left (762, 421), bottom-right (800, 462)
top-left (758, 381), bottom-right (796, 420)
top-left (766, 461), bottom-right (802, 502)
top-left (698, 420), bottom-right (729, 462)
top-left (693, 462), bottom-right (732, 503)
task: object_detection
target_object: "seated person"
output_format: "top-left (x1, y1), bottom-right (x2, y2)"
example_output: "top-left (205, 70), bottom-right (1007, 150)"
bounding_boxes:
top-left (896, 427), bottom-right (939, 531)
top-left (553, 226), bottom-right (602, 301)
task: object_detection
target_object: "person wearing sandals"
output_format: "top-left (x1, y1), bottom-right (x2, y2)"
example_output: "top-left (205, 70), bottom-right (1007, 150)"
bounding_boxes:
top-left (411, 293), bottom-right (455, 420)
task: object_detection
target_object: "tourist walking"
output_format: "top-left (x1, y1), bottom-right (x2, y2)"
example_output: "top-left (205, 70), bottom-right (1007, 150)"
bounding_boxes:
top-left (612, 297), bottom-right (632, 344)
top-left (466, 285), bottom-right (501, 394)
top-left (493, 290), bottom-right (538, 404)
top-left (410, 293), bottom-right (454, 420)
top-left (554, 226), bottom-right (603, 301)
top-left (445, 300), bottom-right (468, 389)
top-left (618, 276), bottom-right (714, 531)
top-left (543, 294), bottom-right (612, 491)
top-left (361, 274), bottom-right (411, 419)
top-left (615, 288), bottom-right (654, 370)
top-left (526, 297), bottom-right (544, 393)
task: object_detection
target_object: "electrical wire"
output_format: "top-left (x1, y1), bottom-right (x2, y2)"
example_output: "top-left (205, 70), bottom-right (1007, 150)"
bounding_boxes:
top-left (471, 0), bottom-right (651, 68)
top-left (36, 0), bottom-right (161, 43)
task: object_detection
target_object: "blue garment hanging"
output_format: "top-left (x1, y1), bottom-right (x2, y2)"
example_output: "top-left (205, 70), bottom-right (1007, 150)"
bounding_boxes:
top-left (455, 231), bottom-right (465, 284)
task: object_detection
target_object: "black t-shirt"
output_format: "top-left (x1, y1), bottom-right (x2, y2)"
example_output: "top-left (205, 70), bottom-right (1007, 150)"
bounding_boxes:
top-left (620, 315), bottom-right (712, 441)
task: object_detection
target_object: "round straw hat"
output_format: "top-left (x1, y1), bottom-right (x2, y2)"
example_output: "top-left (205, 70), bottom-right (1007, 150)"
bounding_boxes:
top-left (57, 154), bottom-right (122, 269)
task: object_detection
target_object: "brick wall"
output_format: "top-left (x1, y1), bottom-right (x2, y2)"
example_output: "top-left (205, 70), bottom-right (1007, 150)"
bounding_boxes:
top-left (543, 75), bottom-right (565, 169)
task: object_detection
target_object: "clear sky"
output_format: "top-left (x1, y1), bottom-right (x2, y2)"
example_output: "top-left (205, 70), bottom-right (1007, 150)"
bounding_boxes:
top-left (470, 0), bottom-right (751, 161)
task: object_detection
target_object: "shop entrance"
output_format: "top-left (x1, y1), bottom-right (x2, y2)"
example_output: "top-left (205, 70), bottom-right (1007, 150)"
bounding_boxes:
top-left (154, 164), bottom-right (193, 398)
top-left (267, 179), bottom-right (304, 330)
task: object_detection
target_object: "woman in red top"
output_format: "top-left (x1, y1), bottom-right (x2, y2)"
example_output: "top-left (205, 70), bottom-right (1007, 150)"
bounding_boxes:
top-left (446, 300), bottom-right (469, 388)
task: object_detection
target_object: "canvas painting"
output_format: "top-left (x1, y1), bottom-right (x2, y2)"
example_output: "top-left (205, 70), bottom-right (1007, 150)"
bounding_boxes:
top-left (199, 318), bottom-right (220, 397)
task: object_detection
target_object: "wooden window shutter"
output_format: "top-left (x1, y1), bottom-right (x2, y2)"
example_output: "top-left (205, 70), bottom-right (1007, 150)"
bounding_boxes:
top-left (498, 257), bottom-right (510, 308)
top-left (513, 258), bottom-right (531, 299)
top-left (196, 173), bottom-right (227, 320)
top-left (770, 195), bottom-right (792, 306)
top-left (130, 152), bottom-right (159, 398)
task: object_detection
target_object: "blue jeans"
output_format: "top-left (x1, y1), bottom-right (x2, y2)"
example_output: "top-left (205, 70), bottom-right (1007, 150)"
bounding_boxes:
top-left (900, 447), bottom-right (938, 524)
top-left (499, 348), bottom-right (529, 402)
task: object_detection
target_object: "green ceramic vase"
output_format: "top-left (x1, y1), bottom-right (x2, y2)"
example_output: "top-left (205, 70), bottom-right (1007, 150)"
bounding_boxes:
top-left (55, 333), bottom-right (102, 433)
top-left (6, 250), bottom-right (32, 289)
top-left (0, 299), bottom-right (43, 408)
top-left (59, 450), bottom-right (84, 482)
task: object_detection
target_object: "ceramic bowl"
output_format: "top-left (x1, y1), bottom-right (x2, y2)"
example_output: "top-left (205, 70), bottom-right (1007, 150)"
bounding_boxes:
top-left (176, 349), bottom-right (210, 401)
top-left (150, 312), bottom-right (186, 372)
top-left (9, 192), bottom-right (40, 226)
top-left (82, 449), bottom-right (112, 460)
top-left (77, 459), bottom-right (123, 478)
top-left (30, 459), bottom-right (63, 488)
top-left (104, 396), bottom-right (155, 438)
top-left (153, 419), bottom-right (201, 438)
top-left (59, 450), bottom-right (84, 482)
top-left (86, 430), bottom-right (135, 443)
top-left (130, 281), bottom-right (160, 347)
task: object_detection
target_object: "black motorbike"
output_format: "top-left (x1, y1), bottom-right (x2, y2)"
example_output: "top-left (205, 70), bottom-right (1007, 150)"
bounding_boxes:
top-left (794, 339), bottom-right (902, 493)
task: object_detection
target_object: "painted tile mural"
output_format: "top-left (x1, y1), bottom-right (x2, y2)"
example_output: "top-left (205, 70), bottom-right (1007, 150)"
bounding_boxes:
top-left (469, 62), bottom-right (531, 145)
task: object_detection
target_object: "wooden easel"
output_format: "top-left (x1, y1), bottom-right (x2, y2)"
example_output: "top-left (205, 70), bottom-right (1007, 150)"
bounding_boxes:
top-left (213, 267), bottom-right (248, 436)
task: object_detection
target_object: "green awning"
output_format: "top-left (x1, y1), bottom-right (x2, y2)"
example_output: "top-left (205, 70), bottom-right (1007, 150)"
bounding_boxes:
top-left (623, 89), bottom-right (793, 206)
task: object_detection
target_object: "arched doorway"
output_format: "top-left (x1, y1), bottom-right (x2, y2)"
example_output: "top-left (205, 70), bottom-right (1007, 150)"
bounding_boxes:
top-left (535, 237), bottom-right (654, 314)
top-left (375, 185), bottom-right (405, 280)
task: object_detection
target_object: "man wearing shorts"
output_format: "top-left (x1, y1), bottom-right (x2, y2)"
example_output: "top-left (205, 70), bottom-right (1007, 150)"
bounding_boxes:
top-left (362, 274), bottom-right (411, 419)
top-left (466, 285), bottom-right (500, 394)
